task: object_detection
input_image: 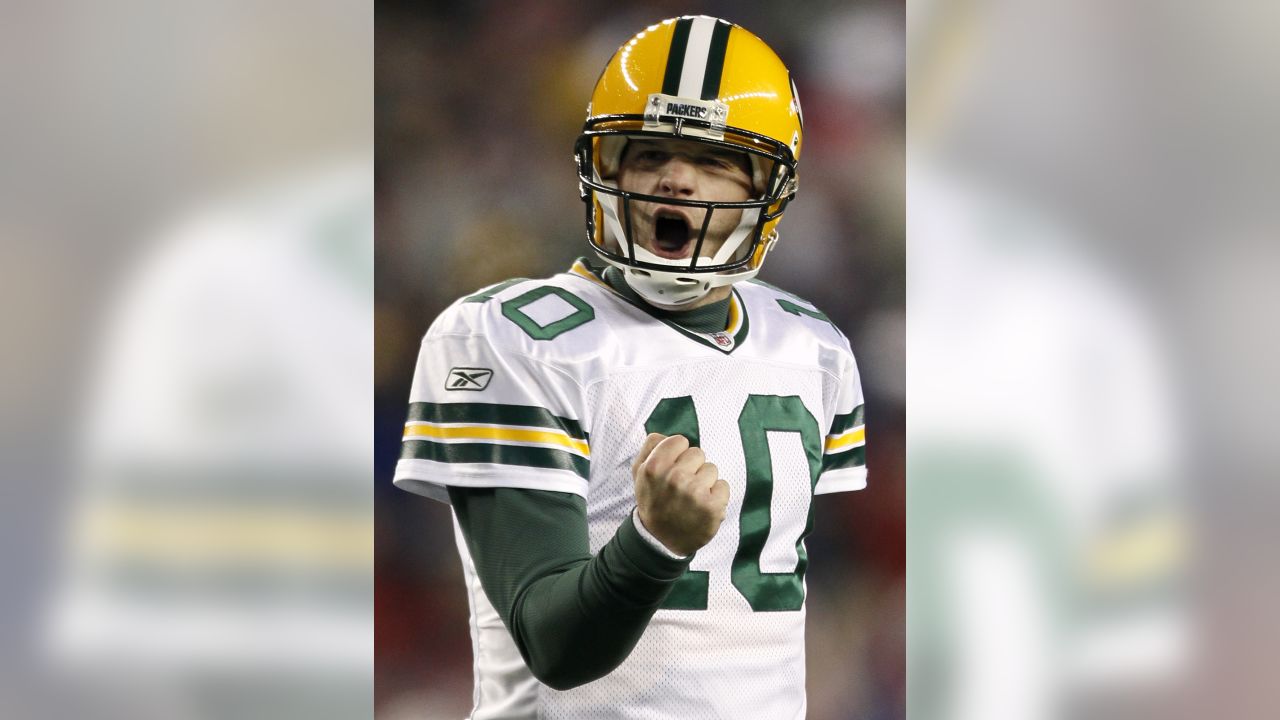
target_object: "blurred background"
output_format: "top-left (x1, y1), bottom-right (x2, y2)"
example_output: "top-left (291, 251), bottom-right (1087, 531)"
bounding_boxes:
top-left (375, 2), bottom-right (905, 718)
top-left (5, 1), bottom-right (373, 719)
top-left (905, 1), bottom-right (1273, 719)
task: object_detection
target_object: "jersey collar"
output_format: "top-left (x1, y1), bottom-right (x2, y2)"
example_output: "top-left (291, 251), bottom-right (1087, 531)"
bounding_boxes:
top-left (569, 258), bottom-right (750, 354)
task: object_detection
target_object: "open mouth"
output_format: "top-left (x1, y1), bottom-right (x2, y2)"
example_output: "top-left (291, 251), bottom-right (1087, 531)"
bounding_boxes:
top-left (652, 214), bottom-right (693, 258)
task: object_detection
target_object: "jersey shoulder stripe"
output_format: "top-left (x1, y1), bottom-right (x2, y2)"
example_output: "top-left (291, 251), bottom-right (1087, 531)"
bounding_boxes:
top-left (822, 405), bottom-right (866, 467)
top-left (817, 403), bottom-right (867, 491)
top-left (396, 277), bottom-right (599, 502)
top-left (400, 401), bottom-right (591, 479)
top-left (407, 401), bottom-right (588, 440)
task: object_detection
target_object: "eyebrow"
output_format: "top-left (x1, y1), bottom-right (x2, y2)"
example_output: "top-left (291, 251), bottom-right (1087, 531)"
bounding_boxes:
top-left (630, 142), bottom-right (746, 161)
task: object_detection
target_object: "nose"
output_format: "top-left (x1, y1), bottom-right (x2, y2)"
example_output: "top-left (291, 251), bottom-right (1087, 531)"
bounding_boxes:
top-left (657, 155), bottom-right (697, 197)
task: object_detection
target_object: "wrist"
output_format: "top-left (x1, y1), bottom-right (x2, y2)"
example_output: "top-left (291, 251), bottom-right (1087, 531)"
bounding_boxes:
top-left (613, 511), bottom-right (691, 584)
top-left (631, 508), bottom-right (690, 560)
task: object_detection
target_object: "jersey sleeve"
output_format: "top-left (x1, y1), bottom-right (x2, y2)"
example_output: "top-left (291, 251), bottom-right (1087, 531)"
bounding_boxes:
top-left (393, 302), bottom-right (590, 503)
top-left (815, 341), bottom-right (868, 494)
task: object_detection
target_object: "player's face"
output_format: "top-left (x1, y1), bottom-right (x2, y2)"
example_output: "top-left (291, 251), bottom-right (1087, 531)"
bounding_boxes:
top-left (616, 139), bottom-right (754, 262)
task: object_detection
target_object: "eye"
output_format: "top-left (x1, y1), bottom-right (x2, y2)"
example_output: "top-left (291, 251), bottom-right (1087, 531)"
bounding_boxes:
top-left (701, 153), bottom-right (749, 175)
top-left (634, 148), bottom-right (669, 163)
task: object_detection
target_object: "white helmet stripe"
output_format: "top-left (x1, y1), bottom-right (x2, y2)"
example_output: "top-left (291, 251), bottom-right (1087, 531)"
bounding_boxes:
top-left (677, 17), bottom-right (718, 99)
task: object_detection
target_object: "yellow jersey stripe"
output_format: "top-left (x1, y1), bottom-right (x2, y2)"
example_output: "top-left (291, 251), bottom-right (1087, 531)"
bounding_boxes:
top-left (404, 423), bottom-right (590, 456)
top-left (726, 294), bottom-right (741, 333)
top-left (824, 426), bottom-right (866, 452)
top-left (571, 261), bottom-right (612, 290)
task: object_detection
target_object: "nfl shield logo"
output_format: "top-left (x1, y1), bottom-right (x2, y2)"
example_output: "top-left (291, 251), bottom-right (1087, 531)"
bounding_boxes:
top-left (711, 332), bottom-right (733, 348)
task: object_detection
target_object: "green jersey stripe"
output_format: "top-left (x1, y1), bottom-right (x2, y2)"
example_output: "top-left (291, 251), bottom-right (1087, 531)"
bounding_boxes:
top-left (821, 445), bottom-right (866, 472)
top-left (462, 278), bottom-right (529, 303)
top-left (406, 402), bottom-right (587, 440)
top-left (828, 405), bottom-right (866, 435)
top-left (400, 439), bottom-right (590, 479)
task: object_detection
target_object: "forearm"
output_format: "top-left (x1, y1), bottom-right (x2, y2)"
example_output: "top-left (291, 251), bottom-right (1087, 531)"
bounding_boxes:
top-left (448, 487), bottom-right (690, 690)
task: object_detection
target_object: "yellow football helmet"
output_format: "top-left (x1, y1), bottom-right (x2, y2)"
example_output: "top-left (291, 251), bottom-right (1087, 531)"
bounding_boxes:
top-left (575, 15), bottom-right (803, 307)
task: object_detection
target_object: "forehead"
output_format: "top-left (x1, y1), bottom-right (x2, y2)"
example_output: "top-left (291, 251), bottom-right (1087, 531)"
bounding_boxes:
top-left (624, 137), bottom-right (747, 160)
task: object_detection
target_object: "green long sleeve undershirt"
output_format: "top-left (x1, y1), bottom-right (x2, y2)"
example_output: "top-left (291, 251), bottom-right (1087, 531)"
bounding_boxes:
top-left (445, 267), bottom-right (726, 689)
top-left (447, 486), bottom-right (692, 691)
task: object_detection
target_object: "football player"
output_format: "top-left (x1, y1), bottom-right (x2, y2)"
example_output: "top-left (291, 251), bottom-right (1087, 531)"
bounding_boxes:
top-left (394, 16), bottom-right (867, 719)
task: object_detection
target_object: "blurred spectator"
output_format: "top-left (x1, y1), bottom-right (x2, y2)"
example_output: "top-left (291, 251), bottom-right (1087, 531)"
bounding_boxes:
top-left (25, 2), bottom-right (374, 718)
top-left (907, 1), bottom-right (1191, 719)
top-left (47, 161), bottom-right (374, 720)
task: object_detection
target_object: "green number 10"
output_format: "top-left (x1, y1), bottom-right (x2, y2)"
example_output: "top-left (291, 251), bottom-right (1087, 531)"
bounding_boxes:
top-left (644, 394), bottom-right (823, 612)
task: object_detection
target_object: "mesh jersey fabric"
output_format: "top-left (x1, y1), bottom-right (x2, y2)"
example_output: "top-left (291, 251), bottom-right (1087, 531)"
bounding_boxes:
top-left (394, 260), bottom-right (867, 719)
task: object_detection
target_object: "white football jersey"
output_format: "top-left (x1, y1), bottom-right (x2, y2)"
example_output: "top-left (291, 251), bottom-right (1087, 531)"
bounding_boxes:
top-left (394, 260), bottom-right (867, 720)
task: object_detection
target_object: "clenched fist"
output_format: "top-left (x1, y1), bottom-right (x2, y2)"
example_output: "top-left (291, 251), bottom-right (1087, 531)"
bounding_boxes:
top-left (632, 433), bottom-right (730, 557)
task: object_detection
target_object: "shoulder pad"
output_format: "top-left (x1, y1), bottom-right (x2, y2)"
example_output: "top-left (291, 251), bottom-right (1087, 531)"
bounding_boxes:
top-left (742, 279), bottom-right (852, 352)
top-left (430, 274), bottom-right (613, 364)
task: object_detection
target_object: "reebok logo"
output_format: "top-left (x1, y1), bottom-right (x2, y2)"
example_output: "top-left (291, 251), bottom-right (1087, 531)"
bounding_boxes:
top-left (446, 367), bottom-right (494, 391)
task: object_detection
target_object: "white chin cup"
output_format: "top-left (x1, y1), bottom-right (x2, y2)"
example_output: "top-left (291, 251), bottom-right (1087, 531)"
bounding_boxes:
top-left (598, 253), bottom-right (764, 309)
top-left (624, 266), bottom-right (715, 308)
top-left (609, 239), bottom-right (743, 308)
